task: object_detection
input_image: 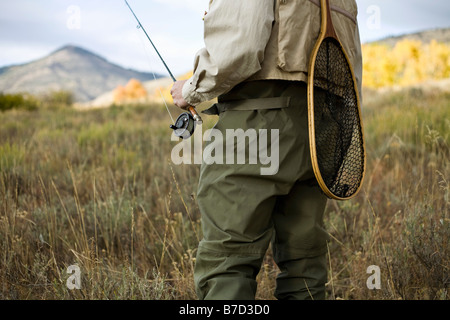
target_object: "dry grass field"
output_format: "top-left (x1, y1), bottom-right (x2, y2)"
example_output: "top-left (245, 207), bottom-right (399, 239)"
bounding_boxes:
top-left (0, 83), bottom-right (448, 300)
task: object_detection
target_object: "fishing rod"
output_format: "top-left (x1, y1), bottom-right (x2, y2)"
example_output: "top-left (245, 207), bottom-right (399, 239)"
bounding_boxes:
top-left (125, 0), bottom-right (202, 139)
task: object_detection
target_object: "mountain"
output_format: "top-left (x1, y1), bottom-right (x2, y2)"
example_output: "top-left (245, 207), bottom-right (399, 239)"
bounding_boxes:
top-left (369, 27), bottom-right (450, 46)
top-left (0, 45), bottom-right (160, 102)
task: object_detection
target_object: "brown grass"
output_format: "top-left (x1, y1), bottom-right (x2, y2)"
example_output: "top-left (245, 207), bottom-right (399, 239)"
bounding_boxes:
top-left (0, 87), bottom-right (448, 300)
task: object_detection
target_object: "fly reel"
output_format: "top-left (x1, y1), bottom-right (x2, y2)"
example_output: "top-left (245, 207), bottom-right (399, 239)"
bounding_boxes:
top-left (170, 112), bottom-right (197, 139)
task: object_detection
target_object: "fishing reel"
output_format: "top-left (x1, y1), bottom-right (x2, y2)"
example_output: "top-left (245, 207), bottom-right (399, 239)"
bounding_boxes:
top-left (170, 110), bottom-right (202, 140)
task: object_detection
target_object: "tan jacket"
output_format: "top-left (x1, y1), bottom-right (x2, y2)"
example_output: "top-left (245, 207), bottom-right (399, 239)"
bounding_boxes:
top-left (182, 0), bottom-right (362, 106)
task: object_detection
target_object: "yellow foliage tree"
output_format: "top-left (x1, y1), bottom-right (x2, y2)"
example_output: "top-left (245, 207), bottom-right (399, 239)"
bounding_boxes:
top-left (113, 79), bottom-right (148, 104)
top-left (362, 39), bottom-right (450, 88)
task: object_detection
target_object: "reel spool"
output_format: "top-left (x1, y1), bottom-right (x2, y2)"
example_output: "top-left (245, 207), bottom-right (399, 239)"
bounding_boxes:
top-left (170, 112), bottom-right (197, 139)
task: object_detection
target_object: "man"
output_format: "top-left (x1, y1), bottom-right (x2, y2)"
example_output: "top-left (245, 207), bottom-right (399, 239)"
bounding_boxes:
top-left (171, 0), bottom-right (362, 300)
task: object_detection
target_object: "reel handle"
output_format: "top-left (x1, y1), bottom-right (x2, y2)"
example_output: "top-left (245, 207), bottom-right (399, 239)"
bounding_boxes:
top-left (188, 106), bottom-right (202, 123)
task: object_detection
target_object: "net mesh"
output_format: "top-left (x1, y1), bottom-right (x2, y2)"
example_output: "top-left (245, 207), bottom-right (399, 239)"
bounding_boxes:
top-left (312, 37), bottom-right (365, 199)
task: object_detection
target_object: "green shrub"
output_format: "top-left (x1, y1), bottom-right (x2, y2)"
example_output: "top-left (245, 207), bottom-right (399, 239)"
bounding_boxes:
top-left (0, 92), bottom-right (38, 111)
top-left (42, 90), bottom-right (74, 107)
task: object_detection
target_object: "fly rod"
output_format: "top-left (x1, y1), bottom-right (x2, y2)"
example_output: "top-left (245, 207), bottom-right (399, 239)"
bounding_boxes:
top-left (125, 0), bottom-right (202, 139)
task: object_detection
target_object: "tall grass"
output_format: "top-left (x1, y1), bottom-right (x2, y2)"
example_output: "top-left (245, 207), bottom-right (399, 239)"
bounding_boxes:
top-left (0, 88), bottom-right (448, 300)
top-left (324, 87), bottom-right (449, 300)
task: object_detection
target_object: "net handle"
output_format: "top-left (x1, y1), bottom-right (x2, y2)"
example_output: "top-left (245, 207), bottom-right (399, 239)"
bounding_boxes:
top-left (323, 0), bottom-right (338, 39)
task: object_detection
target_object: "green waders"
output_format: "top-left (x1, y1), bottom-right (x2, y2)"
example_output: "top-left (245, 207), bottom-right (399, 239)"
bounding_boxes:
top-left (195, 80), bottom-right (329, 300)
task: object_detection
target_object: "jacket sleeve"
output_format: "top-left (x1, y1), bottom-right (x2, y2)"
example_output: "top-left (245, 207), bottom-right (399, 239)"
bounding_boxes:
top-left (182, 0), bottom-right (275, 106)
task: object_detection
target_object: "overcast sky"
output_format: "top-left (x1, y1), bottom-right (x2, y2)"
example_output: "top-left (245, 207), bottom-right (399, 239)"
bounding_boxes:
top-left (0, 0), bottom-right (449, 76)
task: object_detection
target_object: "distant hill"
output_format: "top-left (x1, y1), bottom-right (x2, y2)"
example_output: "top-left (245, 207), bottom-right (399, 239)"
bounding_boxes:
top-left (371, 27), bottom-right (450, 46)
top-left (2, 28), bottom-right (448, 105)
top-left (0, 45), bottom-right (161, 102)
